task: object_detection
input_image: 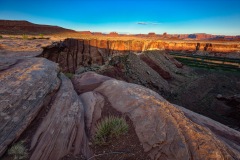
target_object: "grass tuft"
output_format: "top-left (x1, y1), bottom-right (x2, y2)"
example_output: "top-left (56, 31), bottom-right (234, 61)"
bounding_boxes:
top-left (64, 72), bottom-right (74, 79)
top-left (22, 34), bottom-right (28, 40)
top-left (8, 141), bottom-right (28, 160)
top-left (94, 116), bottom-right (128, 145)
top-left (39, 34), bottom-right (44, 38)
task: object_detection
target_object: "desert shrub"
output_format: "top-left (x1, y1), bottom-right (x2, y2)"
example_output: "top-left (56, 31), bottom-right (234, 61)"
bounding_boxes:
top-left (0, 35), bottom-right (3, 39)
top-left (94, 116), bottom-right (128, 145)
top-left (64, 72), bottom-right (74, 79)
top-left (8, 141), bottom-right (28, 160)
top-left (39, 34), bottom-right (44, 38)
top-left (22, 34), bottom-right (28, 40)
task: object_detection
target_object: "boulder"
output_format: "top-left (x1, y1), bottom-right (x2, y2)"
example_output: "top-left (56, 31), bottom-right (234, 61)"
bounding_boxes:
top-left (79, 91), bottom-right (105, 135)
top-left (0, 58), bottom-right (60, 156)
top-left (30, 73), bottom-right (91, 160)
top-left (175, 104), bottom-right (240, 152)
top-left (71, 72), bottom-right (112, 94)
top-left (93, 79), bottom-right (240, 159)
top-left (0, 57), bottom-right (18, 71)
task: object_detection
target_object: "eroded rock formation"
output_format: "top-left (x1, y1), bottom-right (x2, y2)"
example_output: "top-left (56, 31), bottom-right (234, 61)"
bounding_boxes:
top-left (77, 72), bottom-right (240, 160)
top-left (1, 57), bottom-right (240, 159)
top-left (30, 73), bottom-right (91, 160)
top-left (40, 38), bottom-right (240, 73)
top-left (0, 58), bottom-right (60, 156)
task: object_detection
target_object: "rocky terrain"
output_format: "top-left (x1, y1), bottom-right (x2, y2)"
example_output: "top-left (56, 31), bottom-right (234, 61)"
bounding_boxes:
top-left (0, 33), bottom-right (240, 159)
top-left (40, 38), bottom-right (240, 74)
top-left (0, 38), bottom-right (53, 57)
top-left (0, 56), bottom-right (240, 159)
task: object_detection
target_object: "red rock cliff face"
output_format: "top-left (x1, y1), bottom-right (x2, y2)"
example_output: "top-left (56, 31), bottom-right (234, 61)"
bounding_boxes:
top-left (41, 38), bottom-right (240, 72)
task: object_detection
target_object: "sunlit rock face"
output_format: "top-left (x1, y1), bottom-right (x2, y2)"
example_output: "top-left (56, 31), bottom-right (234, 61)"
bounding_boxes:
top-left (0, 58), bottom-right (60, 156)
top-left (40, 38), bottom-right (240, 72)
top-left (75, 72), bottom-right (240, 160)
top-left (0, 57), bottom-right (240, 160)
top-left (30, 74), bottom-right (91, 160)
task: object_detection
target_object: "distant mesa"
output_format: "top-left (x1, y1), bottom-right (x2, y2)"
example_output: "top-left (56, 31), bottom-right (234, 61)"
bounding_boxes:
top-left (148, 32), bottom-right (157, 36)
top-left (78, 31), bottom-right (92, 35)
top-left (108, 32), bottom-right (119, 36)
top-left (93, 32), bottom-right (104, 36)
top-left (0, 20), bottom-right (77, 35)
top-left (0, 20), bottom-right (240, 41)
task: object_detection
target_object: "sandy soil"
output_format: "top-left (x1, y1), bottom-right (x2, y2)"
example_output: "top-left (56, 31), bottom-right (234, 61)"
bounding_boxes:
top-left (0, 38), bottom-right (54, 58)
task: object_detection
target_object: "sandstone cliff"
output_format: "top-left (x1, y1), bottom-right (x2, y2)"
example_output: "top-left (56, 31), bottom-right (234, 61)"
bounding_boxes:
top-left (41, 38), bottom-right (240, 73)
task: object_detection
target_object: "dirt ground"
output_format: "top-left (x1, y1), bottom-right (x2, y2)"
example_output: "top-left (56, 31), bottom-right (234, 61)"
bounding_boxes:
top-left (168, 68), bottom-right (240, 130)
top-left (0, 37), bottom-right (53, 58)
top-left (61, 97), bottom-right (150, 160)
top-left (97, 53), bottom-right (240, 131)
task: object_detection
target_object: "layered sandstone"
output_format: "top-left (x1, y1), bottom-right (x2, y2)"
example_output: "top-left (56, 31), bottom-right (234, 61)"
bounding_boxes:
top-left (0, 58), bottom-right (60, 156)
top-left (40, 38), bottom-right (240, 73)
top-left (74, 72), bottom-right (240, 160)
top-left (1, 58), bottom-right (240, 159)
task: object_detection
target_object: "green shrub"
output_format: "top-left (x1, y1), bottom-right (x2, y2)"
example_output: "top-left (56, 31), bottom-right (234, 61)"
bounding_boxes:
top-left (0, 35), bottom-right (3, 39)
top-left (22, 34), bottom-right (28, 40)
top-left (64, 72), bottom-right (74, 79)
top-left (8, 141), bottom-right (28, 160)
top-left (39, 34), bottom-right (44, 38)
top-left (94, 116), bottom-right (128, 145)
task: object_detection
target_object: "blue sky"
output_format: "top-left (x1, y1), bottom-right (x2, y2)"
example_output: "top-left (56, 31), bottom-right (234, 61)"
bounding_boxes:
top-left (0, 0), bottom-right (240, 35)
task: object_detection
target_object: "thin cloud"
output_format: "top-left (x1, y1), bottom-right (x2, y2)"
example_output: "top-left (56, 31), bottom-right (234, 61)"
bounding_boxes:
top-left (150, 22), bottom-right (161, 25)
top-left (137, 22), bottom-right (161, 25)
top-left (137, 22), bottom-right (148, 25)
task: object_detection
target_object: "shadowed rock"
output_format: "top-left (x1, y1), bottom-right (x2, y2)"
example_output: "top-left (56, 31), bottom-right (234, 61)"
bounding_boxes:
top-left (0, 58), bottom-right (60, 156)
top-left (75, 72), bottom-right (240, 159)
top-left (72, 71), bottom-right (112, 94)
top-left (80, 91), bottom-right (105, 135)
top-left (30, 73), bottom-right (92, 160)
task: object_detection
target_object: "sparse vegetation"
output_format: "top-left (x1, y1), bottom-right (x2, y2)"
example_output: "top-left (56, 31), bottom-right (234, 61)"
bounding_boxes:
top-left (22, 34), bottom-right (28, 40)
top-left (64, 72), bottom-right (74, 79)
top-left (39, 34), bottom-right (44, 38)
top-left (94, 116), bottom-right (128, 145)
top-left (8, 141), bottom-right (28, 160)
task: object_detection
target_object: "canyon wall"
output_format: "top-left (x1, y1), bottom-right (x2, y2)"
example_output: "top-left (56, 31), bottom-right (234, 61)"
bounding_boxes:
top-left (41, 38), bottom-right (240, 73)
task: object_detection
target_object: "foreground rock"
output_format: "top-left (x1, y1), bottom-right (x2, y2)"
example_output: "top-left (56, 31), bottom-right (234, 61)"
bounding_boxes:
top-left (72, 72), bottom-right (112, 94)
top-left (30, 74), bottom-right (91, 159)
top-left (1, 56), bottom-right (240, 159)
top-left (76, 72), bottom-right (240, 159)
top-left (0, 58), bottom-right (60, 156)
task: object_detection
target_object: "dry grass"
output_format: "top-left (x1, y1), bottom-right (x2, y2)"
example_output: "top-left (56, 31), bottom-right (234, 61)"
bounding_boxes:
top-left (8, 141), bottom-right (28, 160)
top-left (94, 116), bottom-right (129, 145)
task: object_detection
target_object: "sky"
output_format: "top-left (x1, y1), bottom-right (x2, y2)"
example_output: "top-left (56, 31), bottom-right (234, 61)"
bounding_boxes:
top-left (0, 0), bottom-right (240, 35)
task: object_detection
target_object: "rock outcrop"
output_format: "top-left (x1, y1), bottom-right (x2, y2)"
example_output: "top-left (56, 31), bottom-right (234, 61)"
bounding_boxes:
top-left (1, 56), bottom-right (240, 159)
top-left (40, 38), bottom-right (240, 73)
top-left (0, 58), bottom-right (60, 156)
top-left (76, 72), bottom-right (240, 160)
top-left (30, 74), bottom-right (91, 159)
top-left (72, 72), bottom-right (112, 94)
